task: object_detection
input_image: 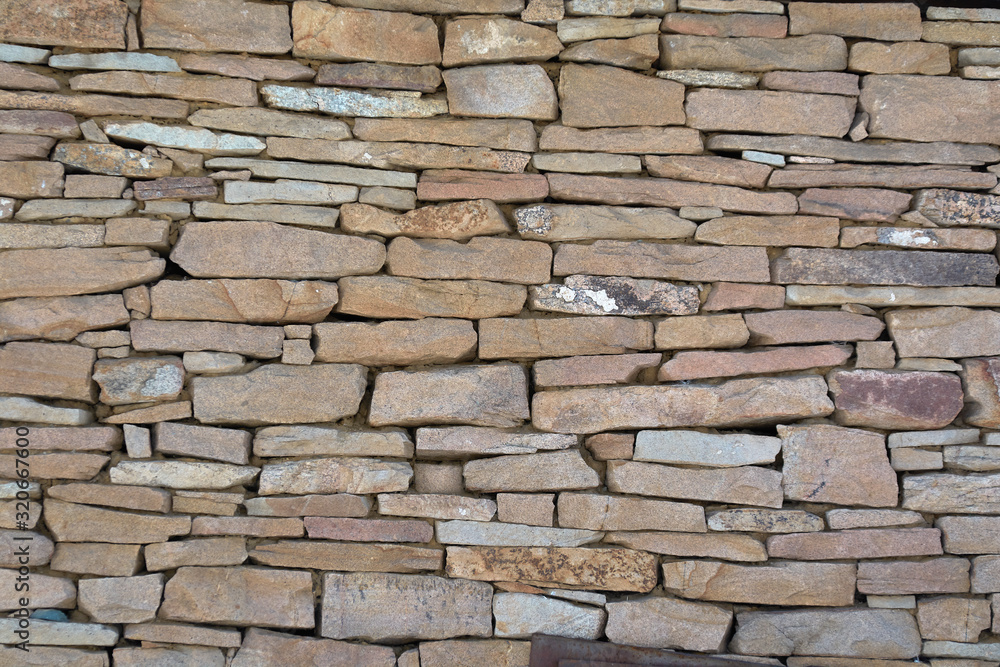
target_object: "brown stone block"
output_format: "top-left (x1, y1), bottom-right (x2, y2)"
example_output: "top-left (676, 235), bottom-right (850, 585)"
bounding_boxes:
top-left (386, 237), bottom-right (551, 284)
top-left (661, 11), bottom-right (788, 38)
top-left (304, 517), bottom-right (433, 543)
top-left (662, 560), bottom-right (856, 606)
top-left (772, 248), bottom-right (999, 287)
top-left (0, 342), bottom-right (94, 402)
top-left (479, 317), bottom-right (652, 360)
top-left (829, 369), bottom-right (964, 430)
top-left (686, 89), bottom-right (855, 137)
top-left (767, 528), bottom-right (943, 560)
top-left (315, 319), bottom-right (476, 365)
top-left (559, 64), bottom-right (684, 128)
top-left (535, 353), bottom-right (661, 388)
top-left (789, 2), bottom-right (921, 41)
top-left (0, 0), bottom-right (127, 49)
top-left (293, 2), bottom-right (439, 64)
top-left (44, 499), bottom-right (190, 544)
top-left (464, 450), bottom-right (599, 492)
top-left (417, 169), bottom-right (549, 202)
top-left (251, 540), bottom-right (442, 573)
top-left (152, 279), bottom-right (339, 324)
top-left (141, 0), bottom-right (293, 54)
top-left (858, 558), bottom-right (970, 595)
top-left (444, 64), bottom-right (558, 120)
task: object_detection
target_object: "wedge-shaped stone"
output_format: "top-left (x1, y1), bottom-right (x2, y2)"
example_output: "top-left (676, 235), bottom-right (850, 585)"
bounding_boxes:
top-left (695, 215), bottom-right (839, 247)
top-left (515, 204), bottom-right (695, 241)
top-left (530, 276), bottom-right (698, 316)
top-left (605, 597), bottom-right (731, 652)
top-left (232, 628), bottom-right (395, 667)
top-left (493, 593), bottom-right (605, 640)
top-left (539, 125), bottom-right (704, 154)
top-left (770, 165), bottom-right (996, 190)
top-left (109, 460), bottom-right (257, 490)
top-left (799, 188), bottom-right (912, 222)
top-left (888, 307), bottom-right (1000, 359)
top-left (745, 310), bottom-right (883, 345)
top-left (437, 521), bottom-right (601, 547)
top-left (315, 62), bottom-right (442, 93)
top-left (152, 279), bottom-right (338, 324)
top-left (207, 158), bottom-right (414, 188)
top-left (70, 71), bottom-right (258, 107)
top-left (768, 528), bottom-right (942, 560)
top-left (92, 356), bottom-right (183, 406)
top-left (250, 540), bottom-right (442, 573)
top-left (445, 546), bottom-right (657, 592)
top-left (915, 188), bottom-right (1000, 228)
top-left (0, 0), bottom-right (127, 49)
top-left (338, 276), bottom-right (525, 319)
top-left (772, 248), bottom-right (999, 287)
top-left (634, 430), bottom-right (780, 468)
top-left (829, 369), bottom-right (964, 430)
top-left (130, 320), bottom-right (283, 358)
top-left (258, 457), bottom-right (411, 496)
top-left (608, 461), bottom-right (783, 508)
top-left (416, 427), bottom-right (575, 459)
top-left (321, 573), bottom-right (491, 642)
top-left (140, 0), bottom-right (292, 54)
top-left (646, 155), bottom-right (772, 188)
top-left (661, 34), bottom-right (846, 71)
top-left (559, 64), bottom-right (684, 128)
top-left (387, 237), bottom-right (550, 284)
top-left (858, 558), bottom-right (970, 595)
top-left (0, 89), bottom-right (189, 119)
top-left (606, 532), bottom-right (766, 562)
top-left (841, 226), bottom-right (997, 251)
top-left (192, 202), bottom-right (339, 228)
top-left (554, 241), bottom-right (769, 283)
top-left (171, 221), bottom-right (384, 279)
top-left (104, 122), bottom-right (264, 157)
top-left (155, 422), bottom-right (250, 465)
top-left (78, 574), bottom-right (163, 624)
top-left (0, 342), bottom-right (94, 402)
top-left (548, 174), bottom-right (797, 214)
top-left (262, 85), bottom-right (447, 118)
top-left (479, 317), bottom-right (652, 360)
top-left (464, 451), bottom-right (599, 492)
top-left (254, 426), bottom-right (411, 458)
top-left (659, 344), bottom-right (852, 382)
top-left (904, 473), bottom-right (1000, 514)
top-left (533, 375), bottom-right (833, 434)
top-left (160, 566), bottom-right (312, 629)
top-left (342, 200), bottom-right (510, 240)
top-left (534, 352), bottom-right (662, 387)
top-left (292, 2), bottom-right (439, 64)
top-left (444, 64), bottom-right (558, 120)
top-left (48, 483), bottom-right (169, 513)
top-left (190, 109), bottom-right (349, 141)
top-left (559, 34), bottom-right (659, 69)
top-left (444, 17), bottom-right (562, 66)
top-left (663, 560), bottom-right (855, 606)
top-left (789, 2), bottom-right (921, 40)
top-left (0, 618), bottom-right (118, 647)
top-left (860, 75), bottom-right (1000, 144)
top-left (194, 363), bottom-right (367, 426)
top-left (708, 509), bottom-right (824, 534)
top-left (0, 161), bottom-right (62, 199)
top-left (730, 609), bottom-right (921, 659)
top-left (686, 89), bottom-right (855, 137)
top-left (44, 499), bottom-right (190, 544)
top-left (780, 425), bottom-right (897, 507)
top-left (706, 134), bottom-right (1000, 165)
top-left (52, 143), bottom-right (172, 178)
top-left (354, 118), bottom-right (536, 152)
top-left (378, 494), bottom-right (496, 522)
top-left (314, 319), bottom-right (475, 366)
top-left (558, 493), bottom-right (706, 532)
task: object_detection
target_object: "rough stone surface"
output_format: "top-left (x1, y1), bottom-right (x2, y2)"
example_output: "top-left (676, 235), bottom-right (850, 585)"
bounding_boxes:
top-left (604, 597), bottom-right (732, 652)
top-left (767, 528), bottom-right (943, 560)
top-left (607, 461), bottom-right (784, 508)
top-left (341, 200), bottom-right (511, 240)
top-left (559, 64), bottom-right (684, 128)
top-left (140, 0), bottom-right (293, 54)
top-left (686, 89), bottom-right (855, 137)
top-left (464, 451), bottom-right (599, 492)
top-left (829, 369), bottom-right (965, 430)
top-left (444, 64), bottom-right (558, 120)
top-left (662, 560), bottom-right (856, 606)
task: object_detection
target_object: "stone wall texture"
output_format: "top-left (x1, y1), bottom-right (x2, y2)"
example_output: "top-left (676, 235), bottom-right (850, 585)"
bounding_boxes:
top-left (4, 0), bottom-right (1000, 664)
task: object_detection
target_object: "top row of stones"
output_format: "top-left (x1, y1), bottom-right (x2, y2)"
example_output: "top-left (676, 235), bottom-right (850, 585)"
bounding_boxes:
top-left (0, 0), bottom-right (991, 54)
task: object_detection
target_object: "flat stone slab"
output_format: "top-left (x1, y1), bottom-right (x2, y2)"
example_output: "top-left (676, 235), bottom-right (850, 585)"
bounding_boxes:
top-left (662, 560), bottom-right (856, 606)
top-left (140, 0), bottom-right (292, 54)
top-left (604, 597), bottom-right (732, 653)
top-left (258, 457), bottom-right (411, 496)
top-left (416, 427), bottom-right (575, 459)
top-left (767, 528), bottom-right (943, 560)
top-left (553, 241), bottom-right (771, 282)
top-left (634, 430), bottom-right (780, 467)
top-left (772, 248), bottom-right (1000, 286)
top-left (904, 473), bottom-right (1000, 514)
top-left (607, 461), bottom-right (784, 508)
top-left (464, 450), bottom-right (600, 492)
top-left (829, 369), bottom-right (964, 430)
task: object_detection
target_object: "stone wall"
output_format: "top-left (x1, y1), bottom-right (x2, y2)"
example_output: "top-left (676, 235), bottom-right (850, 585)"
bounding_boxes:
top-left (2, 0), bottom-right (1000, 664)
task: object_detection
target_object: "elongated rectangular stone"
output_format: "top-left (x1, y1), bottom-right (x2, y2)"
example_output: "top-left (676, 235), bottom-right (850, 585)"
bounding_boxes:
top-left (232, 628), bottom-right (396, 667)
top-left (686, 89), bottom-right (855, 137)
top-left (767, 528), bottom-right (943, 560)
top-left (841, 226), bottom-right (997, 251)
top-left (789, 2), bottom-right (921, 40)
top-left (0, 427), bottom-right (119, 452)
top-left (558, 493), bottom-right (706, 533)
top-left (316, 62), bottom-right (442, 92)
top-left (787, 285), bottom-right (1000, 307)
top-left (663, 561), bottom-right (856, 606)
top-left (254, 426), bottom-right (411, 458)
top-left (0, 90), bottom-right (189, 119)
top-left (192, 202), bottom-right (339, 228)
top-left (53, 143), bottom-right (173, 178)
top-left (772, 248), bottom-right (999, 286)
top-left (534, 376), bottom-right (833, 434)
top-left (44, 499), bottom-right (190, 544)
top-left (416, 427), bottom-right (575, 458)
top-left (386, 237), bottom-right (551, 284)
top-left (104, 121), bottom-right (264, 157)
top-left (533, 353), bottom-right (662, 387)
top-left (314, 319), bottom-right (475, 366)
top-left (436, 521), bottom-right (601, 547)
top-left (554, 241), bottom-right (770, 282)
top-left (479, 317), bottom-right (653, 359)
top-left (540, 125), bottom-right (703, 154)
top-left (530, 276), bottom-right (698, 316)
top-left (353, 118), bottom-right (536, 152)
top-left (151, 279), bottom-right (338, 324)
top-left (337, 276), bottom-right (525, 320)
top-left (250, 541), bottom-right (442, 573)
top-left (245, 495), bottom-right (371, 518)
top-left (154, 422), bottom-right (250, 465)
top-left (417, 169), bottom-right (549, 202)
top-left (258, 457), bottom-right (410, 496)
top-left (445, 546), bottom-right (658, 592)
top-left (0, 295), bottom-right (128, 343)
top-left (608, 461), bottom-right (783, 508)
top-left (857, 558), bottom-right (970, 594)
top-left (0, 342), bottom-right (95, 402)
top-left (205, 158), bottom-right (414, 188)
top-left (515, 204), bottom-right (695, 241)
top-left (0, 161), bottom-right (62, 198)
top-left (305, 517), bottom-right (429, 543)
top-left (464, 451), bottom-right (599, 492)
top-left (109, 460), bottom-right (258, 490)
top-left (70, 71), bottom-right (257, 107)
top-left (548, 173), bottom-right (798, 213)
top-left (661, 34), bottom-right (847, 71)
top-left (223, 180), bottom-right (357, 205)
top-left (262, 85), bottom-right (447, 118)
top-left (659, 344), bottom-right (852, 382)
top-left (140, 0), bottom-right (292, 54)
top-left (904, 473), bottom-right (1000, 514)
top-left (130, 320), bottom-right (283, 359)
top-left (634, 430), bottom-right (780, 467)
top-left (0, 0), bottom-right (127, 49)
top-left (769, 166), bottom-right (996, 190)
top-left (377, 494), bottom-right (497, 522)
top-left (15, 199), bottom-right (136, 221)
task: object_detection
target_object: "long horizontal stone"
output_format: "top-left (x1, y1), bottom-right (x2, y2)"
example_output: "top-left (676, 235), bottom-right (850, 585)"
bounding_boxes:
top-left (646, 155), bottom-right (772, 188)
top-left (705, 134), bottom-right (1000, 165)
top-left (304, 517), bottom-right (428, 543)
top-left (436, 521), bottom-right (601, 547)
top-left (140, 0), bottom-right (293, 54)
top-left (493, 592), bottom-right (605, 641)
top-left (386, 237), bottom-right (551, 284)
top-left (479, 317), bottom-right (653, 359)
top-left (887, 307), bottom-right (1000, 358)
top-left (708, 509), bottom-right (824, 534)
top-left (659, 344), bottom-right (852, 382)
top-left (154, 422), bottom-right (251, 465)
top-left (799, 187), bottom-right (912, 222)
top-left (189, 108), bottom-right (349, 140)
top-left (663, 33), bottom-right (846, 71)
top-left (0, 110), bottom-right (78, 138)
top-left (770, 166), bottom-right (996, 190)
top-left (151, 279), bottom-right (338, 324)
top-left (43, 499), bottom-right (190, 544)
top-left (261, 85), bottom-right (447, 118)
top-left (533, 352), bottom-right (662, 388)
top-left (70, 71), bottom-right (258, 107)
top-left (606, 531), bottom-right (766, 562)
top-left (686, 89), bottom-right (855, 137)
top-left (109, 460), bottom-right (258, 490)
top-left (0, 247), bottom-right (165, 299)
top-left (0, 396), bottom-right (92, 426)
top-left (250, 540), bottom-right (442, 573)
top-left (533, 375), bottom-right (833, 433)
top-left (634, 430), bottom-right (781, 467)
top-left (0, 161), bottom-right (62, 199)
top-left (314, 319), bottom-right (476, 365)
top-left (547, 173), bottom-right (798, 213)
top-left (857, 558), bottom-right (971, 595)
top-left (0, 0), bottom-right (127, 49)
top-left (171, 221), bottom-right (385, 279)
top-left (0, 224), bottom-right (102, 250)
top-left (530, 276), bottom-right (699, 316)
top-left (417, 169), bottom-right (549, 202)
top-left (52, 143), bottom-right (173, 178)
top-left (772, 248), bottom-right (999, 286)
top-left (745, 310), bottom-right (883, 344)
top-left (790, 1), bottom-right (921, 40)
top-left (914, 188), bottom-right (1000, 228)
top-left (223, 179), bottom-right (357, 205)
top-left (0, 618), bottom-right (118, 647)
top-left (539, 124), bottom-right (703, 154)
top-left (258, 457), bottom-right (411, 496)
top-left (841, 226), bottom-right (997, 251)
top-left (331, 0), bottom-right (523, 11)
top-left (558, 493), bottom-right (706, 533)
top-left (767, 528), bottom-right (943, 560)
top-left (245, 494), bottom-right (371, 518)
top-left (515, 204), bottom-right (695, 241)
top-left (0, 90), bottom-right (189, 119)
top-left (377, 494), bottom-right (497, 522)
top-left (232, 628), bottom-right (395, 667)
top-left (191, 202), bottom-right (339, 228)
top-left (292, 3), bottom-right (440, 65)
top-left (49, 52), bottom-right (180, 72)
top-left (0, 295), bottom-right (128, 342)
top-left (14, 199), bottom-right (136, 221)
top-left (446, 546), bottom-right (656, 592)
top-left (786, 285), bottom-right (1000, 307)
top-left (341, 200), bottom-right (510, 239)
top-left (829, 369), bottom-right (964, 430)
top-left (193, 364), bottom-right (367, 426)
top-left (604, 596), bottom-right (732, 653)
top-left (463, 451), bottom-right (599, 492)
top-left (608, 461), bottom-right (783, 507)
top-left (559, 63), bottom-right (684, 128)
top-left (0, 427), bottom-right (119, 452)
top-left (130, 320), bottom-right (282, 358)
top-left (554, 241), bottom-right (770, 282)
top-left (662, 561), bottom-right (856, 606)
top-left (321, 573), bottom-right (492, 642)
top-left (253, 426), bottom-right (412, 458)
top-left (904, 473), bottom-right (1000, 514)
top-left (338, 276), bottom-right (525, 319)
top-left (353, 118), bottom-right (537, 152)
top-left (104, 121), bottom-right (264, 156)
top-left (416, 427), bottom-right (575, 458)
top-left (205, 157), bottom-right (414, 189)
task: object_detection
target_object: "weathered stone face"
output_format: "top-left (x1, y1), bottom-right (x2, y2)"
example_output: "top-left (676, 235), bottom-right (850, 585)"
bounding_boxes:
top-left (828, 369), bottom-right (964, 430)
top-left (140, 0), bottom-right (293, 54)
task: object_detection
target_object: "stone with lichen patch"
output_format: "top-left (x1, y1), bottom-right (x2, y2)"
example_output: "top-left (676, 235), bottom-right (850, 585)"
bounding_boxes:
top-left (530, 276), bottom-right (698, 316)
top-left (341, 200), bottom-right (511, 240)
top-left (92, 356), bottom-right (184, 406)
top-left (828, 369), bottom-right (964, 430)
